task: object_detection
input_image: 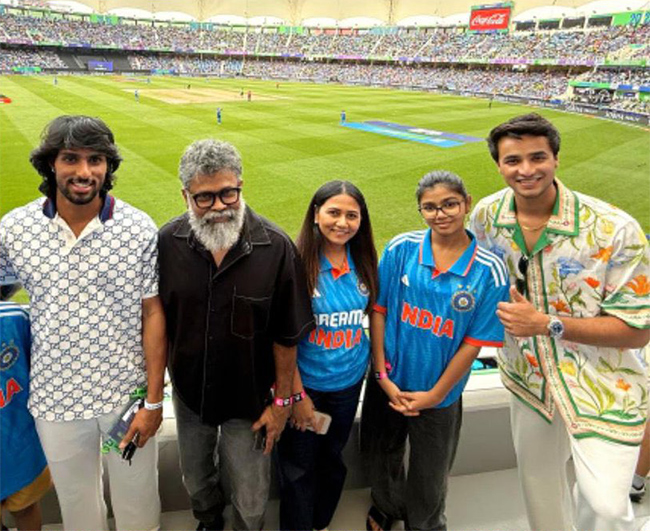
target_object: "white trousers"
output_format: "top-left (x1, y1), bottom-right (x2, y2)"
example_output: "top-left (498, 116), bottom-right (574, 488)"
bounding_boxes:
top-left (35, 407), bottom-right (160, 531)
top-left (511, 396), bottom-right (639, 531)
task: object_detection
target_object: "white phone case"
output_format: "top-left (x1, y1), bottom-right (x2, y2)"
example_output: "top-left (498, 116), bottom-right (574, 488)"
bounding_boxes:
top-left (307, 411), bottom-right (332, 435)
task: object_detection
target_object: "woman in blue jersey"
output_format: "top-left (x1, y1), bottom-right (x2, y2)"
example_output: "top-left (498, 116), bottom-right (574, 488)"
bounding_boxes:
top-left (277, 180), bottom-right (378, 531)
top-left (362, 171), bottom-right (509, 531)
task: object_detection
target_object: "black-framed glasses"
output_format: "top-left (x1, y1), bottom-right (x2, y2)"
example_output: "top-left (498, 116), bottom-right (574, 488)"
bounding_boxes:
top-left (516, 255), bottom-right (529, 296)
top-left (190, 187), bottom-right (241, 209)
top-left (418, 199), bottom-right (464, 217)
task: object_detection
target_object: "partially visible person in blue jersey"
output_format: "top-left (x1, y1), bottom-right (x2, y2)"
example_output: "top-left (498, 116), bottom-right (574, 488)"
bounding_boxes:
top-left (277, 180), bottom-right (378, 531)
top-left (361, 171), bottom-right (509, 531)
top-left (0, 284), bottom-right (51, 531)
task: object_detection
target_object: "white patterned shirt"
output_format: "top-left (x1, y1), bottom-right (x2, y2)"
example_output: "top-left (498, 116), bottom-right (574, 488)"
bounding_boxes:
top-left (0, 196), bottom-right (158, 422)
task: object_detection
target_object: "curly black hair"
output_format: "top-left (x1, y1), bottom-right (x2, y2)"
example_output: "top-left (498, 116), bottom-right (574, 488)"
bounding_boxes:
top-left (30, 115), bottom-right (122, 198)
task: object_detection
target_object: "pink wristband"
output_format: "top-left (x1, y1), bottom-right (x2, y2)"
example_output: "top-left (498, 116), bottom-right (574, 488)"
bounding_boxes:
top-left (273, 396), bottom-right (292, 407)
top-left (374, 371), bottom-right (388, 380)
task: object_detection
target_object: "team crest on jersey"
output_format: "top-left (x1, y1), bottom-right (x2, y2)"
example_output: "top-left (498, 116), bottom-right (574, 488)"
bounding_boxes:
top-left (451, 290), bottom-right (475, 312)
top-left (357, 280), bottom-right (369, 296)
top-left (0, 341), bottom-right (19, 371)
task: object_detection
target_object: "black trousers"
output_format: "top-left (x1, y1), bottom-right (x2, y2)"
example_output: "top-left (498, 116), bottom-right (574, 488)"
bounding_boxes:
top-left (360, 376), bottom-right (462, 531)
top-left (277, 379), bottom-right (364, 531)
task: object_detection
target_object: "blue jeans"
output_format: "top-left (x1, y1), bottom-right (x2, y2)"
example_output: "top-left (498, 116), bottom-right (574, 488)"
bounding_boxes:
top-left (173, 393), bottom-right (270, 531)
top-left (277, 379), bottom-right (363, 531)
top-left (360, 376), bottom-right (462, 531)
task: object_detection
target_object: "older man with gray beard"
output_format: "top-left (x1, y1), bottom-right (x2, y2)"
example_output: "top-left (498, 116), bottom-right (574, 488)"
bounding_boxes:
top-left (158, 139), bottom-right (314, 531)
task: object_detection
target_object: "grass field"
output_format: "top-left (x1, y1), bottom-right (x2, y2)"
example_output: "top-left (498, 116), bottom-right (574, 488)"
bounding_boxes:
top-left (1, 74), bottom-right (649, 249)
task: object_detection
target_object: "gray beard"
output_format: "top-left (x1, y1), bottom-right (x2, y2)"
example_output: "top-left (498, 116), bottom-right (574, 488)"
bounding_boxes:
top-left (188, 198), bottom-right (246, 252)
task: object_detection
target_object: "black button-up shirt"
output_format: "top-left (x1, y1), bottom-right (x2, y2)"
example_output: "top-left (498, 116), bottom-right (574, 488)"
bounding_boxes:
top-left (159, 207), bottom-right (315, 426)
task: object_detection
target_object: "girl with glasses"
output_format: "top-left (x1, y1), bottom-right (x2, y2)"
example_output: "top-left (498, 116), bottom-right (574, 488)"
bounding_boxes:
top-left (361, 170), bottom-right (509, 531)
top-left (277, 180), bottom-right (378, 531)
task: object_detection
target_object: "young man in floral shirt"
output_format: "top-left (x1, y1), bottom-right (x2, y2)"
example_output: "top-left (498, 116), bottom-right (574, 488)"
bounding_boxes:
top-left (470, 113), bottom-right (649, 531)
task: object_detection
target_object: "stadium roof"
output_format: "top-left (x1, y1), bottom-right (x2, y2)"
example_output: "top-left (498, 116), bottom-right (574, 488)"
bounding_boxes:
top-left (15, 0), bottom-right (650, 24)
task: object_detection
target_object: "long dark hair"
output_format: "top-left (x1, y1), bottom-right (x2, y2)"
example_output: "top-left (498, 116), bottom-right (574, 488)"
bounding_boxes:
top-left (296, 180), bottom-right (378, 313)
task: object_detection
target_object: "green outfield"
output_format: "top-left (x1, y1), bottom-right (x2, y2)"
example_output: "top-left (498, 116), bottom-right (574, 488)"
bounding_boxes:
top-left (1, 73), bottom-right (649, 249)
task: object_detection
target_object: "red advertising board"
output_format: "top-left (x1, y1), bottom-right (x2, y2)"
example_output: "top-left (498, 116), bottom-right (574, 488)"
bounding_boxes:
top-left (469, 7), bottom-right (511, 31)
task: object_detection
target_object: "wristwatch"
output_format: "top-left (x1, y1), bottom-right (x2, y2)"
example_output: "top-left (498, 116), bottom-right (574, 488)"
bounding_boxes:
top-left (547, 315), bottom-right (565, 339)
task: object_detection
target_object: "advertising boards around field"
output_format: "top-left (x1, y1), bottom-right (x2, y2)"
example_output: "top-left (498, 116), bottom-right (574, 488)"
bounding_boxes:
top-left (11, 66), bottom-right (41, 74)
top-left (88, 60), bottom-right (114, 72)
top-left (605, 57), bottom-right (647, 67)
top-left (565, 101), bottom-right (649, 125)
top-left (600, 108), bottom-right (649, 125)
top-left (469, 3), bottom-right (512, 32)
top-left (612, 11), bottom-right (650, 26)
top-left (488, 92), bottom-right (649, 125)
top-left (330, 81), bottom-right (648, 127)
top-left (494, 94), bottom-right (528, 105)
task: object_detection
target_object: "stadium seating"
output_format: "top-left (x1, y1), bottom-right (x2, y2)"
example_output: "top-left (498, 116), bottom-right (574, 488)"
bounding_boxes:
top-left (0, 11), bottom-right (648, 114)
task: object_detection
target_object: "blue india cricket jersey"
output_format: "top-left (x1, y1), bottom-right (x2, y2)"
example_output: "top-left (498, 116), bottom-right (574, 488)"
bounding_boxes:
top-left (298, 249), bottom-right (370, 392)
top-left (375, 229), bottom-right (509, 407)
top-left (0, 302), bottom-right (48, 500)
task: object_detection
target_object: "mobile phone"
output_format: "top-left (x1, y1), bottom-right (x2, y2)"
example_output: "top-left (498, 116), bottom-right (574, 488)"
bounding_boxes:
top-left (253, 426), bottom-right (267, 451)
top-left (122, 432), bottom-right (139, 464)
top-left (108, 398), bottom-right (142, 443)
top-left (307, 411), bottom-right (332, 435)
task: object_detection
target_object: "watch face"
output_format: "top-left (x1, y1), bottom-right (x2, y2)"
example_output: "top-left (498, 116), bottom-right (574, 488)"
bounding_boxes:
top-left (550, 319), bottom-right (564, 337)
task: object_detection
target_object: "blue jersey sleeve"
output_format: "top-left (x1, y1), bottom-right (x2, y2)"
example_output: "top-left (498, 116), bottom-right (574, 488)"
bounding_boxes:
top-left (464, 273), bottom-right (509, 347)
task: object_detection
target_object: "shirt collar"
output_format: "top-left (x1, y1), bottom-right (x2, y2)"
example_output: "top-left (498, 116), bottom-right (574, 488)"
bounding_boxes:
top-left (419, 229), bottom-right (478, 278)
top-left (42, 194), bottom-right (115, 223)
top-left (320, 246), bottom-right (353, 280)
top-left (493, 179), bottom-right (580, 237)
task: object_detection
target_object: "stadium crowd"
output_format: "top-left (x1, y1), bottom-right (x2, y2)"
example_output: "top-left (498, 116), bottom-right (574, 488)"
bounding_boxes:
top-left (576, 68), bottom-right (650, 86)
top-left (128, 52), bottom-right (233, 74)
top-left (1, 46), bottom-right (648, 112)
top-left (240, 60), bottom-right (571, 99)
top-left (0, 47), bottom-right (64, 69)
top-left (0, 11), bottom-right (648, 114)
top-left (1, 11), bottom-right (649, 64)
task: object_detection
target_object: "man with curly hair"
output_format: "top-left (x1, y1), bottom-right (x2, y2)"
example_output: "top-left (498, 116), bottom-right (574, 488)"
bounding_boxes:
top-left (0, 115), bottom-right (166, 531)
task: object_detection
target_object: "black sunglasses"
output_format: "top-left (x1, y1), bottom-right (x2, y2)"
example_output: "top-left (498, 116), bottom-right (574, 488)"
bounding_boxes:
top-left (516, 255), bottom-right (529, 296)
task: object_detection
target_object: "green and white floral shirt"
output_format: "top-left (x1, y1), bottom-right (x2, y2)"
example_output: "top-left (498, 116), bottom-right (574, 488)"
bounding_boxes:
top-left (470, 180), bottom-right (650, 445)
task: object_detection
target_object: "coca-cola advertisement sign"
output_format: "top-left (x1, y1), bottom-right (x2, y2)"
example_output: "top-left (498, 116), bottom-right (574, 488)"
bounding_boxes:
top-left (470, 7), bottom-right (511, 31)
